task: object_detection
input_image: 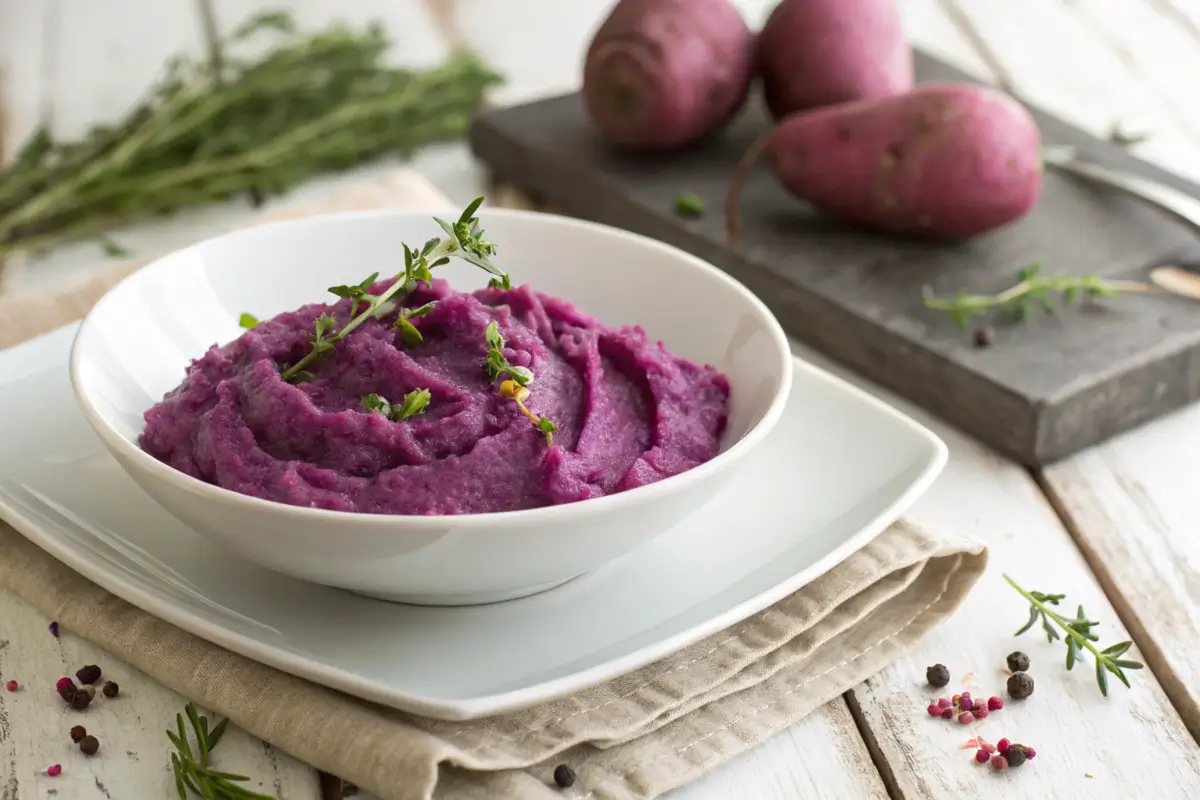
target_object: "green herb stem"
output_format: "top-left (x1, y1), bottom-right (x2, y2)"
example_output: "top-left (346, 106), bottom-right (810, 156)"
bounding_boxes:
top-left (169, 703), bottom-right (274, 800)
top-left (1004, 574), bottom-right (1143, 696)
top-left (923, 264), bottom-right (1154, 329)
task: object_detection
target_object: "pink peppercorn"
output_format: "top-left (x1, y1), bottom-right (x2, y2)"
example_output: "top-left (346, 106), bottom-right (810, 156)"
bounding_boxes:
top-left (997, 738), bottom-right (1011, 754)
top-left (941, 708), bottom-right (954, 719)
top-left (983, 742), bottom-right (996, 753)
top-left (927, 704), bottom-right (941, 717)
top-left (990, 755), bottom-right (1008, 771)
top-left (975, 749), bottom-right (990, 764)
top-left (56, 677), bottom-right (74, 693)
top-left (957, 711), bottom-right (974, 724)
top-left (973, 708), bottom-right (989, 720)
top-left (46, 764), bottom-right (62, 777)
top-left (937, 697), bottom-right (951, 708)
top-left (4, 680), bottom-right (16, 692)
top-left (959, 692), bottom-right (972, 706)
top-left (1025, 747), bottom-right (1036, 760)
top-left (988, 696), bottom-right (1004, 711)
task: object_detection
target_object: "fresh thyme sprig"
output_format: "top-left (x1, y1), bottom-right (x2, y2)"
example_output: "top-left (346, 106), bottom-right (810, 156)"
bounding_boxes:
top-left (923, 264), bottom-right (1154, 329)
top-left (484, 321), bottom-right (558, 445)
top-left (363, 389), bottom-right (431, 421)
top-left (1005, 574), bottom-right (1144, 697)
top-left (168, 703), bottom-right (274, 800)
top-left (0, 11), bottom-right (502, 260)
top-left (279, 197), bottom-right (508, 381)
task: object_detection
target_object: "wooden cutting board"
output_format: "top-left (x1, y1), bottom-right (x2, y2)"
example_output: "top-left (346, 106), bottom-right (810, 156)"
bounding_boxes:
top-left (468, 49), bottom-right (1200, 467)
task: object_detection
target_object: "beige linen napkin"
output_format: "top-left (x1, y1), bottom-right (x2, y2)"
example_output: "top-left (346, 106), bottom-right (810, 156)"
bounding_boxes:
top-left (0, 170), bottom-right (988, 800)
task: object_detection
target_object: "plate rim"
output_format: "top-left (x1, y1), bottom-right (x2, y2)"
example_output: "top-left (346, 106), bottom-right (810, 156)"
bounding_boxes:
top-left (0, 325), bottom-right (947, 721)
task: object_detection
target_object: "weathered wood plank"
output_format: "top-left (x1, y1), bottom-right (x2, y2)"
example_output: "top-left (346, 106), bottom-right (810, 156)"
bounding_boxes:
top-left (0, 591), bottom-right (321, 800)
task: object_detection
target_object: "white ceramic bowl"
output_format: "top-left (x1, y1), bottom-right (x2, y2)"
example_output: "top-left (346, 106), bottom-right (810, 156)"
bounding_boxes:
top-left (69, 208), bottom-right (792, 605)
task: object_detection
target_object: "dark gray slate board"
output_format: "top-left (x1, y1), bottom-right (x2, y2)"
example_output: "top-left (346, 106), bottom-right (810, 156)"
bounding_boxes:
top-left (468, 50), bottom-right (1200, 467)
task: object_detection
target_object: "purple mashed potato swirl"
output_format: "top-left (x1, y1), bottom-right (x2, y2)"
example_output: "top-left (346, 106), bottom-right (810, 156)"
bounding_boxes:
top-left (140, 278), bottom-right (730, 515)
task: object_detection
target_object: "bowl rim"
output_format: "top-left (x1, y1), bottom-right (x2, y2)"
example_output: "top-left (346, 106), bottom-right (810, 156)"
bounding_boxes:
top-left (69, 206), bottom-right (794, 529)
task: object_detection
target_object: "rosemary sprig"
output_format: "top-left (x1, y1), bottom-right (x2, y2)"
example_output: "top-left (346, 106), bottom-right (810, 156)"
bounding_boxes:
top-left (484, 321), bottom-right (558, 445)
top-left (1005, 574), bottom-right (1144, 697)
top-left (0, 10), bottom-right (502, 259)
top-left (279, 197), bottom-right (507, 381)
top-left (168, 703), bottom-right (274, 800)
top-left (922, 264), bottom-right (1153, 329)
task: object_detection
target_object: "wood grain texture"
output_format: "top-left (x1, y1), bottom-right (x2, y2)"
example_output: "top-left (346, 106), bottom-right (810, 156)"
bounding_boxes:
top-left (0, 591), bottom-right (321, 800)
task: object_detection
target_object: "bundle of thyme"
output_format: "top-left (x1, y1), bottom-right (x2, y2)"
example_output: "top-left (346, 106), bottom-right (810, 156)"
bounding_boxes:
top-left (0, 10), bottom-right (502, 259)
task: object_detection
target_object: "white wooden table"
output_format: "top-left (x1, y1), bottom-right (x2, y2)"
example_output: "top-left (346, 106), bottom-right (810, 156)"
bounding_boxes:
top-left (4, 1), bottom-right (1200, 798)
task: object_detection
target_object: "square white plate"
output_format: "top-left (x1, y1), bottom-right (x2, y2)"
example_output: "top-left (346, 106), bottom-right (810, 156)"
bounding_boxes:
top-left (0, 324), bottom-right (945, 720)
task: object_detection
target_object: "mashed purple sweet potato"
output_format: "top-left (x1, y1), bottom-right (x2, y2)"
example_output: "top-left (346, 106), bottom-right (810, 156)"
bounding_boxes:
top-left (140, 279), bottom-right (730, 515)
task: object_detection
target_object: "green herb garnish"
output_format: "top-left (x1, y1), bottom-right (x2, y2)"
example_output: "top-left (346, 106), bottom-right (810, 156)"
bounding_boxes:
top-left (279, 198), bottom-right (507, 381)
top-left (0, 11), bottom-right (501, 261)
top-left (168, 703), bottom-right (273, 800)
top-left (98, 234), bottom-right (131, 258)
top-left (483, 321), bottom-right (534, 385)
top-left (674, 191), bottom-right (706, 218)
top-left (362, 389), bottom-right (430, 421)
top-left (1005, 574), bottom-right (1144, 697)
top-left (923, 264), bottom-right (1152, 330)
top-left (238, 313), bottom-right (260, 329)
top-left (484, 321), bottom-right (557, 445)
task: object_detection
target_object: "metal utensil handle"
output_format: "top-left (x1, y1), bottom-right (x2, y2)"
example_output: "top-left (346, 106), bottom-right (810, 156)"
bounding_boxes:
top-left (1042, 145), bottom-right (1200, 232)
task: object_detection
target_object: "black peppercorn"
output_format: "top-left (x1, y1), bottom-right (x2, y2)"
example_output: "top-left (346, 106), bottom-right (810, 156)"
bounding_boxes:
top-left (553, 764), bottom-right (576, 789)
top-left (75, 665), bottom-right (102, 685)
top-left (79, 734), bottom-right (100, 756)
top-left (70, 725), bottom-right (87, 743)
top-left (1007, 671), bottom-right (1035, 700)
top-left (925, 663), bottom-right (950, 688)
top-left (102, 681), bottom-right (119, 698)
top-left (1006, 651), bottom-right (1030, 673)
top-left (1006, 744), bottom-right (1028, 768)
top-left (972, 326), bottom-right (995, 349)
top-left (70, 689), bottom-right (92, 710)
top-left (58, 684), bottom-right (77, 704)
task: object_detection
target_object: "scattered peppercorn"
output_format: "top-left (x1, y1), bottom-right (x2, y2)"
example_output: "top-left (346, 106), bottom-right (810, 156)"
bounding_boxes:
top-left (553, 764), bottom-right (577, 789)
top-left (102, 681), bottom-right (119, 698)
top-left (56, 677), bottom-right (75, 694)
top-left (997, 738), bottom-right (1011, 755)
top-left (958, 692), bottom-right (972, 707)
top-left (973, 326), bottom-right (995, 349)
top-left (957, 711), bottom-right (974, 725)
top-left (940, 707), bottom-right (954, 719)
top-left (975, 749), bottom-right (990, 764)
top-left (990, 755), bottom-right (1008, 771)
top-left (4, 679), bottom-right (17, 692)
top-left (1007, 672), bottom-right (1034, 700)
top-left (926, 704), bottom-right (941, 717)
top-left (76, 665), bottom-right (102, 685)
top-left (70, 725), bottom-right (87, 743)
top-left (49, 621), bottom-right (59, 637)
top-left (1006, 651), bottom-right (1030, 673)
top-left (973, 708), bottom-right (989, 720)
top-left (79, 735), bottom-right (100, 757)
top-left (46, 764), bottom-right (62, 777)
top-left (1025, 747), bottom-right (1037, 760)
top-left (937, 697), bottom-right (951, 708)
top-left (70, 690), bottom-right (92, 711)
top-left (1006, 744), bottom-right (1029, 768)
top-left (76, 684), bottom-right (96, 701)
top-left (988, 696), bottom-right (1004, 711)
top-left (926, 664), bottom-right (950, 688)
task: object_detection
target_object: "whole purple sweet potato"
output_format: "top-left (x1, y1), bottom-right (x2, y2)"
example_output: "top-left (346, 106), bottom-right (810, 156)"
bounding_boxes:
top-left (758, 0), bottom-right (913, 120)
top-left (582, 0), bottom-right (756, 150)
top-left (726, 83), bottom-right (1044, 242)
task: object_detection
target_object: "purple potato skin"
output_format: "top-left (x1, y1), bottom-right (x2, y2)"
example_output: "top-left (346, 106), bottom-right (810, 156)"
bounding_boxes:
top-left (767, 83), bottom-right (1043, 239)
top-left (582, 0), bottom-right (756, 150)
top-left (758, 0), bottom-right (913, 121)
